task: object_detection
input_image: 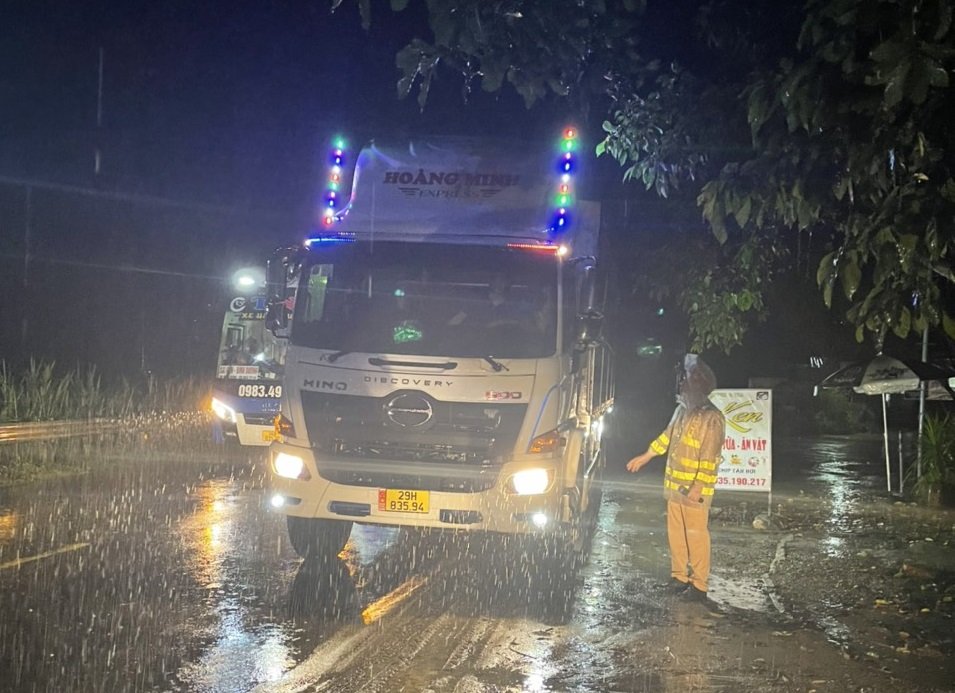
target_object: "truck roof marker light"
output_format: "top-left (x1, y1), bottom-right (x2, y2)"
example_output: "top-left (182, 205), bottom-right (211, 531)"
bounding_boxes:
top-left (550, 126), bottom-right (578, 233)
top-left (321, 135), bottom-right (348, 226)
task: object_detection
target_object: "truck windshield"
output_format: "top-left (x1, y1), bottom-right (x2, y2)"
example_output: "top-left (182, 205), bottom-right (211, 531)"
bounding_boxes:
top-left (291, 242), bottom-right (559, 358)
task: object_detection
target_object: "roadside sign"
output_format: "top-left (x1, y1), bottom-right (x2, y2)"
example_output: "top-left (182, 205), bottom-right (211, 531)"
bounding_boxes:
top-left (710, 389), bottom-right (772, 492)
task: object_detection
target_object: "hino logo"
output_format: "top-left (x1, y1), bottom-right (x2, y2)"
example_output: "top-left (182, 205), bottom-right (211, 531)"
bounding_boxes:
top-left (384, 392), bottom-right (434, 429)
top-left (303, 379), bottom-right (348, 392)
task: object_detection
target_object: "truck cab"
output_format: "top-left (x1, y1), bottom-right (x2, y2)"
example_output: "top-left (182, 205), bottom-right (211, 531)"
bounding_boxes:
top-left (210, 269), bottom-right (284, 446)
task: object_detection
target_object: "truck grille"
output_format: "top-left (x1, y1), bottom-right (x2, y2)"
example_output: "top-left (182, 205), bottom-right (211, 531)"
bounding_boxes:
top-left (301, 391), bottom-right (527, 465)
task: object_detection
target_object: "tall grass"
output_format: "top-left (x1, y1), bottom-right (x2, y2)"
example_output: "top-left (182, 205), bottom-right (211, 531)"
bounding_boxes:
top-left (0, 359), bottom-right (210, 423)
top-left (910, 413), bottom-right (955, 505)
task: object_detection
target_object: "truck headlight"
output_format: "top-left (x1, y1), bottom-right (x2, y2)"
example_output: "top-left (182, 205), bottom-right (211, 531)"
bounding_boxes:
top-left (211, 397), bottom-right (237, 423)
top-left (509, 468), bottom-right (552, 495)
top-left (273, 452), bottom-right (310, 480)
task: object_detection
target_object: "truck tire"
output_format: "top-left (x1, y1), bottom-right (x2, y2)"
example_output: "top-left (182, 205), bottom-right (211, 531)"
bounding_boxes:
top-left (287, 516), bottom-right (353, 558)
top-left (579, 452), bottom-right (605, 556)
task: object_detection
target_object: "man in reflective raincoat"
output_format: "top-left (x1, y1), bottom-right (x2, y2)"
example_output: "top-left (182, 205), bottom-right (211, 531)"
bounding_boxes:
top-left (627, 354), bottom-right (725, 604)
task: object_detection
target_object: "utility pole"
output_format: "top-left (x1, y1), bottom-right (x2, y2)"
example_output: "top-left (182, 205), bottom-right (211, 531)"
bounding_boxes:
top-left (20, 186), bottom-right (32, 349)
top-left (94, 46), bottom-right (104, 176)
top-left (917, 325), bottom-right (929, 479)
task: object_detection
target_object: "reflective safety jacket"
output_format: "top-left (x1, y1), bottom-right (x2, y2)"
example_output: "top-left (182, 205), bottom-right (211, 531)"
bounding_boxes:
top-left (649, 403), bottom-right (726, 508)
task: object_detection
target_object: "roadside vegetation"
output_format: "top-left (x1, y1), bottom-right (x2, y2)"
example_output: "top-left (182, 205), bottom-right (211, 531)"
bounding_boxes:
top-left (0, 360), bottom-right (216, 486)
top-left (348, 0), bottom-right (955, 354)
top-left (911, 413), bottom-right (955, 505)
top-left (0, 360), bottom-right (209, 423)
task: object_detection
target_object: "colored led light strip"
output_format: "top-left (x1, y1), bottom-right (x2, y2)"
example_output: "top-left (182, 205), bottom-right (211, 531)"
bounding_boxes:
top-left (304, 234), bottom-right (355, 246)
top-left (552, 127), bottom-right (577, 232)
top-left (506, 242), bottom-right (561, 253)
top-left (322, 136), bottom-right (347, 226)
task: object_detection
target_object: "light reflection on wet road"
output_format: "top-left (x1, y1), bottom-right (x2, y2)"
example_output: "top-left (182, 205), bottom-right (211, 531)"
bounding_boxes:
top-left (0, 434), bottom-right (915, 692)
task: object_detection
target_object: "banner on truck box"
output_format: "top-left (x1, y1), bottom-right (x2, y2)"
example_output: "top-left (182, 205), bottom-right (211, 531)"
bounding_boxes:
top-left (709, 389), bottom-right (772, 492)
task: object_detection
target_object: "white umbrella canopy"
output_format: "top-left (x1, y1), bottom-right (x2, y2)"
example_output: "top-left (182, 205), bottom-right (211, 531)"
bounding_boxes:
top-left (816, 354), bottom-right (955, 492)
top-left (817, 354), bottom-right (955, 397)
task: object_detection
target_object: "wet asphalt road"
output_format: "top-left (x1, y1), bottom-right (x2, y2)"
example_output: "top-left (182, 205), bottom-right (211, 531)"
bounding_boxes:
top-left (0, 435), bottom-right (896, 693)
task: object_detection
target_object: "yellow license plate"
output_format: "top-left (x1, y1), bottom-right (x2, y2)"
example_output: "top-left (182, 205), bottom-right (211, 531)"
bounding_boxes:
top-left (261, 429), bottom-right (280, 442)
top-left (378, 489), bottom-right (430, 513)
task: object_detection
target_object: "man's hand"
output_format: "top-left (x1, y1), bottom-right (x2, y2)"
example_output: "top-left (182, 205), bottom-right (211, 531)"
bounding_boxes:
top-left (686, 482), bottom-right (703, 503)
top-left (626, 452), bottom-right (653, 473)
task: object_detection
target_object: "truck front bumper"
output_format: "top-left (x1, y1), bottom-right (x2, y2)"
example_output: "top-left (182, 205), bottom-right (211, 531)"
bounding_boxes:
top-left (267, 441), bottom-right (568, 535)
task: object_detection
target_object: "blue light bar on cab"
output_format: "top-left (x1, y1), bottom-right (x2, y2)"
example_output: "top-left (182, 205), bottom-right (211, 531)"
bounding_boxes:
top-left (304, 233), bottom-right (355, 247)
top-left (321, 136), bottom-right (348, 227)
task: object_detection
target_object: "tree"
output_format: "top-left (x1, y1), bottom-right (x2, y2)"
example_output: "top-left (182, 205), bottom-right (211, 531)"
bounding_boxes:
top-left (337, 0), bottom-right (955, 353)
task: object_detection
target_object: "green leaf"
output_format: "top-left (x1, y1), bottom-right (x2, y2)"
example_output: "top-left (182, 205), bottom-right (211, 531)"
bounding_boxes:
top-left (928, 65), bottom-right (949, 88)
top-left (935, 1), bottom-right (953, 40)
top-left (841, 259), bottom-right (861, 299)
top-left (933, 264), bottom-right (955, 282)
top-left (817, 252), bottom-right (835, 287)
top-left (941, 179), bottom-right (955, 202)
top-left (595, 140), bottom-right (607, 157)
top-left (898, 234), bottom-right (918, 255)
top-left (738, 290), bottom-right (754, 311)
top-left (710, 215), bottom-right (728, 245)
top-left (944, 313), bottom-right (955, 341)
top-left (855, 324), bottom-right (866, 342)
top-left (482, 60), bottom-right (506, 92)
top-left (870, 39), bottom-right (903, 65)
top-left (884, 64), bottom-right (909, 108)
top-left (833, 176), bottom-right (849, 201)
top-left (892, 307), bottom-right (911, 338)
top-left (736, 197), bottom-right (752, 227)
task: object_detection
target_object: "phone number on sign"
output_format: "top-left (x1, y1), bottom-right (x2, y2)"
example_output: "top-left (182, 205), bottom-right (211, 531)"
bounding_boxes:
top-left (717, 476), bottom-right (768, 487)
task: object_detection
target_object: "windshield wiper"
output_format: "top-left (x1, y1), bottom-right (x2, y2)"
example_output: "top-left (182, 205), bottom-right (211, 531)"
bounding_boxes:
top-left (367, 357), bottom-right (458, 370)
top-left (483, 356), bottom-right (509, 372)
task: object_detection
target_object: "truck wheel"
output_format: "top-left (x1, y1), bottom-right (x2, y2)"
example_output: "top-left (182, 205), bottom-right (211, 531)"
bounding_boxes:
top-left (578, 450), bottom-right (605, 556)
top-left (286, 516), bottom-right (353, 558)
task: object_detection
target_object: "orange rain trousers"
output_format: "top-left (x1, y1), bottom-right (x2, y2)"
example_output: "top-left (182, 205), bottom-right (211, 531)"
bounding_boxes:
top-left (667, 500), bottom-right (711, 592)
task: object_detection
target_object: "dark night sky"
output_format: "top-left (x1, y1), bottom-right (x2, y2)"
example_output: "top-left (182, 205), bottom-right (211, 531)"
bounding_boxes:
top-left (1, 0), bottom-right (877, 382)
top-left (1, 0), bottom-right (546, 212)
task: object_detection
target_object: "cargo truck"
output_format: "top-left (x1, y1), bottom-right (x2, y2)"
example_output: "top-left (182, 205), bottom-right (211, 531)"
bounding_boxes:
top-left (266, 132), bottom-right (614, 566)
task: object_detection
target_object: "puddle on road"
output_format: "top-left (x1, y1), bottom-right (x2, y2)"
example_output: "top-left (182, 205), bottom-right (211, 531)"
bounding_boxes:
top-left (708, 573), bottom-right (773, 613)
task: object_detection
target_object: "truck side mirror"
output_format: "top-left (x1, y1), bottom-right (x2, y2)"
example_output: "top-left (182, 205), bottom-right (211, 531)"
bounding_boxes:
top-left (574, 309), bottom-right (604, 347)
top-left (266, 246), bottom-right (299, 334)
top-left (266, 300), bottom-right (288, 333)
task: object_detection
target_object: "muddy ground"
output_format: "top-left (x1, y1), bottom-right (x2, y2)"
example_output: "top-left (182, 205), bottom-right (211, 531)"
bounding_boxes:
top-left (1, 429), bottom-right (953, 691)
top-left (585, 477), bottom-right (955, 692)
